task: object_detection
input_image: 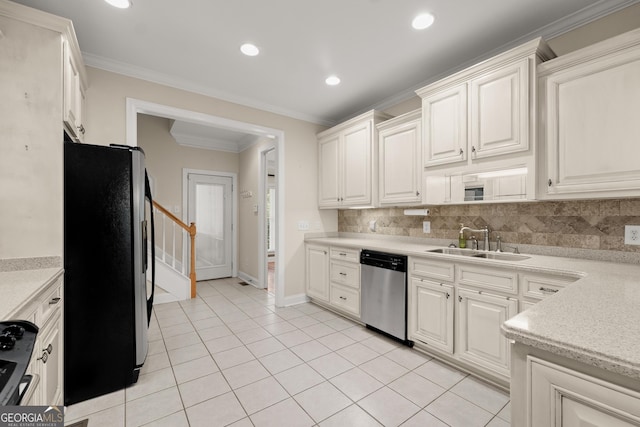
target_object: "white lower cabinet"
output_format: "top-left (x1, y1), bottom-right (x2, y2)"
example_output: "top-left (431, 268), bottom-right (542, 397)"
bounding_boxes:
top-left (528, 357), bottom-right (640, 426)
top-left (16, 273), bottom-right (63, 406)
top-left (306, 244), bottom-right (361, 319)
top-left (456, 287), bottom-right (517, 377)
top-left (305, 244), bottom-right (329, 302)
top-left (33, 311), bottom-right (63, 405)
top-left (329, 283), bottom-right (360, 317)
top-left (408, 277), bottom-right (454, 354)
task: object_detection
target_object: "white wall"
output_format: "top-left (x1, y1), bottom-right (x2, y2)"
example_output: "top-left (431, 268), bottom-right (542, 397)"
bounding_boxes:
top-left (82, 67), bottom-right (337, 301)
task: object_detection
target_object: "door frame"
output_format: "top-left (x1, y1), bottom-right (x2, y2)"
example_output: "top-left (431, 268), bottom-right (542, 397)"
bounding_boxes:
top-left (126, 98), bottom-right (286, 307)
top-left (183, 169), bottom-right (238, 279)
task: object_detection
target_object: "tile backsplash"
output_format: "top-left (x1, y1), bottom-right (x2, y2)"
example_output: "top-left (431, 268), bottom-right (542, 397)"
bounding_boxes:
top-left (338, 199), bottom-right (640, 252)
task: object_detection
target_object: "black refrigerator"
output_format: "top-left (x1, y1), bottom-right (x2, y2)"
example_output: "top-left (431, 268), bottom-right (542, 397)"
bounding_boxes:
top-left (64, 141), bottom-right (155, 406)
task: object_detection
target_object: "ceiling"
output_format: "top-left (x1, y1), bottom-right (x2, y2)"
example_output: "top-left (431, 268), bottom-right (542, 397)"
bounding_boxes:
top-left (11, 0), bottom-right (637, 129)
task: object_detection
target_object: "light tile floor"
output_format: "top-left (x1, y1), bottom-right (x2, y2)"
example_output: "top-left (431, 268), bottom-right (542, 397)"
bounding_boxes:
top-left (64, 277), bottom-right (511, 427)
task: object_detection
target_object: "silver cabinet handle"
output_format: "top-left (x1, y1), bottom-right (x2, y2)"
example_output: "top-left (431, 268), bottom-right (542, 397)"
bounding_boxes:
top-left (548, 179), bottom-right (553, 187)
top-left (416, 191), bottom-right (420, 196)
top-left (49, 297), bottom-right (61, 305)
top-left (459, 148), bottom-right (464, 156)
top-left (339, 253), bottom-right (347, 256)
top-left (339, 272), bottom-right (347, 276)
top-left (472, 146), bottom-right (476, 153)
top-left (339, 296), bottom-right (347, 300)
top-left (37, 345), bottom-right (52, 364)
top-left (539, 286), bottom-right (558, 294)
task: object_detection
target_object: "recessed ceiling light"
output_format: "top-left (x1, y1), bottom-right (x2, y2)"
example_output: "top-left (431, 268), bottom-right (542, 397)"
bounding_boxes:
top-left (412, 13), bottom-right (435, 30)
top-left (325, 75), bottom-right (341, 86)
top-left (240, 43), bottom-right (260, 56)
top-left (105, 0), bottom-right (132, 9)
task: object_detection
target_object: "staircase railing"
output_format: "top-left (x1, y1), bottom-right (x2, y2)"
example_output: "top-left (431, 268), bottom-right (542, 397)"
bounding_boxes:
top-left (152, 201), bottom-right (197, 298)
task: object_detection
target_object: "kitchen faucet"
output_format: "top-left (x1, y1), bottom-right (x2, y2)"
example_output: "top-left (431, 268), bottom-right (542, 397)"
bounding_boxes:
top-left (460, 225), bottom-right (490, 251)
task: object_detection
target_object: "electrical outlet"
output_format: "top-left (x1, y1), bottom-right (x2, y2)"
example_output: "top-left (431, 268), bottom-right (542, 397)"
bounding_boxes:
top-left (423, 221), bottom-right (431, 234)
top-left (625, 225), bottom-right (640, 245)
top-left (297, 220), bottom-right (310, 231)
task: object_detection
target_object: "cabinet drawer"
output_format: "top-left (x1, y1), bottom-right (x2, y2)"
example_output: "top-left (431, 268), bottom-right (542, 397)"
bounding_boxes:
top-left (410, 257), bottom-right (455, 282)
top-left (330, 260), bottom-right (360, 289)
top-left (36, 276), bottom-right (62, 326)
top-left (330, 283), bottom-right (360, 317)
top-left (330, 247), bottom-right (360, 263)
top-left (521, 272), bottom-right (578, 301)
top-left (457, 264), bottom-right (518, 295)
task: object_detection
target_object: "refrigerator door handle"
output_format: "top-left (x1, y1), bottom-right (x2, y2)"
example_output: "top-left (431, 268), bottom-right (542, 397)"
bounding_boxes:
top-left (145, 170), bottom-right (155, 326)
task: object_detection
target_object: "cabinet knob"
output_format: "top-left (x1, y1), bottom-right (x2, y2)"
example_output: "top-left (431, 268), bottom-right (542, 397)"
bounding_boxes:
top-left (548, 179), bottom-right (553, 187)
top-left (458, 296), bottom-right (463, 302)
top-left (416, 191), bottom-right (420, 196)
top-left (459, 148), bottom-right (464, 156)
top-left (339, 296), bottom-right (347, 300)
top-left (446, 293), bottom-right (450, 299)
top-left (49, 297), bottom-right (61, 305)
top-left (339, 272), bottom-right (347, 276)
top-left (471, 146), bottom-right (476, 153)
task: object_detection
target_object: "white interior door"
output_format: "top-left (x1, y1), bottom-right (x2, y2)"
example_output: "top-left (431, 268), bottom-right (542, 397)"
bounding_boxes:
top-left (188, 173), bottom-right (233, 280)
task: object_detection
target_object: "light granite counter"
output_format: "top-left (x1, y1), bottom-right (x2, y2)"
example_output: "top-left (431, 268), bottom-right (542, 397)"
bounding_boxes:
top-left (0, 257), bottom-right (62, 319)
top-left (305, 234), bottom-right (640, 380)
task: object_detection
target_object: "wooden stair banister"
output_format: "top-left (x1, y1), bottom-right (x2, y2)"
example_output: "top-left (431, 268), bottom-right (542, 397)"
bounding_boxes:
top-left (152, 200), bottom-right (197, 298)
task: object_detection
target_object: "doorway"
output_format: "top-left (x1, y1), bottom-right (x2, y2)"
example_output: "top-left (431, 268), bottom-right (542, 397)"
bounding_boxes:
top-left (262, 148), bottom-right (277, 293)
top-left (126, 98), bottom-right (286, 306)
top-left (187, 172), bottom-right (234, 280)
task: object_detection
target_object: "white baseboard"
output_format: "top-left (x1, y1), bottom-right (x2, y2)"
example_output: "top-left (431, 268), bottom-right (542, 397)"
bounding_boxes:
top-left (237, 271), bottom-right (260, 288)
top-left (153, 293), bottom-right (180, 305)
top-left (282, 293), bottom-right (310, 307)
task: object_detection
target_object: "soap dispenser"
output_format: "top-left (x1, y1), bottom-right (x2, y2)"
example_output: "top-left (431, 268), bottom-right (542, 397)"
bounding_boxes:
top-left (459, 223), bottom-right (466, 248)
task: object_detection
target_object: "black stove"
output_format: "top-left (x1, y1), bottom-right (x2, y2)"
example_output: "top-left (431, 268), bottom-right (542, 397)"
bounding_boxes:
top-left (0, 320), bottom-right (38, 406)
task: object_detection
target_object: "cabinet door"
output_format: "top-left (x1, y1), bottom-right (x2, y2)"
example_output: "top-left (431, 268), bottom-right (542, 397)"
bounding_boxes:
top-left (306, 244), bottom-right (329, 301)
top-left (341, 121), bottom-right (372, 206)
top-left (34, 311), bottom-right (63, 405)
top-left (63, 40), bottom-right (83, 141)
top-left (409, 277), bottom-right (454, 354)
top-left (529, 357), bottom-right (640, 427)
top-left (457, 288), bottom-right (517, 377)
top-left (318, 134), bottom-right (341, 208)
top-left (543, 48), bottom-right (640, 197)
top-left (379, 118), bottom-right (422, 205)
top-left (470, 59), bottom-right (529, 159)
top-left (423, 84), bottom-right (467, 167)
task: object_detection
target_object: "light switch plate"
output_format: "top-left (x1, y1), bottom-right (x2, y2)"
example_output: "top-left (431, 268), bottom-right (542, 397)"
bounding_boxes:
top-left (625, 225), bottom-right (640, 245)
top-left (423, 221), bottom-right (431, 233)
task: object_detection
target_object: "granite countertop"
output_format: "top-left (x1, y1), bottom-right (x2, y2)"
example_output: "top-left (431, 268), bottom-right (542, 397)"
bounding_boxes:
top-left (0, 257), bottom-right (63, 320)
top-left (305, 234), bottom-right (640, 380)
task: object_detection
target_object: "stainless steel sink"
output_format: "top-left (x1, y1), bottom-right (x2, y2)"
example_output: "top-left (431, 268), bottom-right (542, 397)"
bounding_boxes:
top-left (471, 252), bottom-right (530, 261)
top-left (427, 248), bottom-right (481, 256)
top-left (426, 248), bottom-right (529, 261)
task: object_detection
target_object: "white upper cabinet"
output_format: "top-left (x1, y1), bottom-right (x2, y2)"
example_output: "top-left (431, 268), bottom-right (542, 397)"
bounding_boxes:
top-left (377, 109), bottom-right (423, 206)
top-left (538, 28), bottom-right (640, 199)
top-left (422, 84), bottom-right (467, 167)
top-left (470, 59), bottom-right (529, 159)
top-left (417, 38), bottom-right (555, 169)
top-left (63, 39), bottom-right (87, 142)
top-left (318, 110), bottom-right (392, 209)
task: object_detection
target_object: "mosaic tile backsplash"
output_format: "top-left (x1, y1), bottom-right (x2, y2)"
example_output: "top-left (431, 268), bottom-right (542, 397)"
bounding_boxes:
top-left (338, 199), bottom-right (640, 252)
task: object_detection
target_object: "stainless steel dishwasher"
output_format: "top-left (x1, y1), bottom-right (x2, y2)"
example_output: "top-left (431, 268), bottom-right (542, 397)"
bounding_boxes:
top-left (360, 249), bottom-right (412, 346)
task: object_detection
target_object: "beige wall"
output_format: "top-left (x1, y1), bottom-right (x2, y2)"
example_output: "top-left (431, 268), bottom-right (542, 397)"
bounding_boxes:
top-left (137, 114), bottom-right (239, 209)
top-left (83, 67), bottom-right (335, 301)
top-left (0, 17), bottom-right (63, 259)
